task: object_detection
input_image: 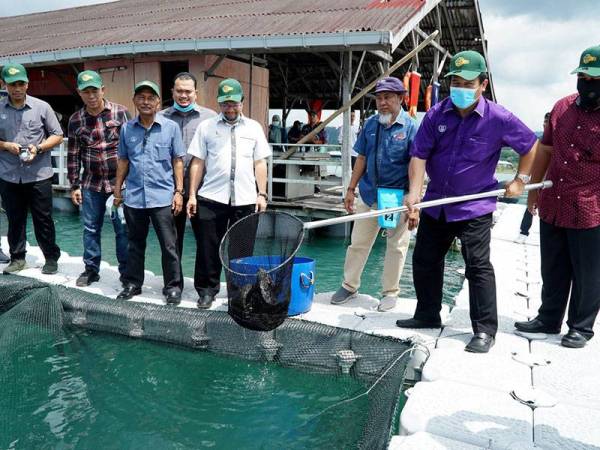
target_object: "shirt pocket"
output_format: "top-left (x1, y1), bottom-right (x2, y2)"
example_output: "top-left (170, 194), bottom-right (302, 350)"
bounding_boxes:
top-left (387, 133), bottom-right (409, 163)
top-left (463, 136), bottom-right (489, 162)
top-left (24, 119), bottom-right (43, 139)
top-left (104, 119), bottom-right (121, 142)
top-left (154, 143), bottom-right (171, 161)
top-left (237, 135), bottom-right (256, 159)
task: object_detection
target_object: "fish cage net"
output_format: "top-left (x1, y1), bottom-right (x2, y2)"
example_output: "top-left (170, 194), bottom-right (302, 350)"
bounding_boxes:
top-left (0, 275), bottom-right (412, 449)
top-left (219, 211), bottom-right (305, 331)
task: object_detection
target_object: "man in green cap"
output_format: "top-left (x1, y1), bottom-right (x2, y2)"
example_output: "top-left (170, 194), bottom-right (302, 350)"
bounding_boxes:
top-left (397, 50), bottom-right (538, 353)
top-left (186, 78), bottom-right (271, 309)
top-left (515, 45), bottom-right (600, 348)
top-left (113, 80), bottom-right (185, 304)
top-left (0, 63), bottom-right (63, 275)
top-left (67, 70), bottom-right (130, 287)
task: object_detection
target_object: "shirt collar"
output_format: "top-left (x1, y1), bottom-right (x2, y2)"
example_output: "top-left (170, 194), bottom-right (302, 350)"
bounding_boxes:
top-left (218, 112), bottom-right (246, 126)
top-left (3, 96), bottom-right (32, 110)
top-left (442, 95), bottom-right (486, 117)
top-left (133, 113), bottom-right (163, 129)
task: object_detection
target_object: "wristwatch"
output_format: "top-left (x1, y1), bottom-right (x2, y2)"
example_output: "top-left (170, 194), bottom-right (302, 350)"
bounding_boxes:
top-left (258, 192), bottom-right (268, 199)
top-left (515, 173), bottom-right (531, 184)
top-left (174, 188), bottom-right (185, 195)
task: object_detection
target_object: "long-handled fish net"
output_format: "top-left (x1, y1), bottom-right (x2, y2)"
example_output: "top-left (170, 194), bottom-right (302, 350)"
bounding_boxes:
top-left (220, 181), bottom-right (552, 331)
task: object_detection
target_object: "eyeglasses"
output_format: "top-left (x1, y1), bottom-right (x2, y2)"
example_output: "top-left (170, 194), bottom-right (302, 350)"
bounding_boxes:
top-left (219, 102), bottom-right (242, 109)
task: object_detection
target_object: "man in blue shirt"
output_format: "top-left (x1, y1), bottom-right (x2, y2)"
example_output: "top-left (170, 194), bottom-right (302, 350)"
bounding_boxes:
top-left (113, 81), bottom-right (185, 304)
top-left (330, 77), bottom-right (417, 312)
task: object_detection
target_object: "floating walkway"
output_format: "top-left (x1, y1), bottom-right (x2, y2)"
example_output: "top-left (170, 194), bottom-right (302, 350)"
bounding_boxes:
top-left (3, 204), bottom-right (599, 449)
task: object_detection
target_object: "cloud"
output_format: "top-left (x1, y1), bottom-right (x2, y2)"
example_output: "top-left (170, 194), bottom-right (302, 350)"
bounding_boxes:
top-left (483, 11), bottom-right (594, 129)
top-left (0, 0), bottom-right (113, 17)
top-left (481, 0), bottom-right (599, 20)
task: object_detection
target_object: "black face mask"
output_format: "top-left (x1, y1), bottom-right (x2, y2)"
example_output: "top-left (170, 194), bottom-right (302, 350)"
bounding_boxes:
top-left (577, 77), bottom-right (600, 111)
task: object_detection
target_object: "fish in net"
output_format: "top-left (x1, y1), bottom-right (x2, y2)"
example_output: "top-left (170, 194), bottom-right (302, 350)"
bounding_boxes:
top-left (219, 211), bottom-right (304, 331)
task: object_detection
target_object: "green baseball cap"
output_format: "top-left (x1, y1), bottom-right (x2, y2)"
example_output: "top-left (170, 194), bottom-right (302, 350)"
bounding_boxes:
top-left (571, 45), bottom-right (600, 77)
top-left (217, 78), bottom-right (243, 103)
top-left (134, 80), bottom-right (160, 97)
top-left (444, 50), bottom-right (488, 81)
top-left (77, 70), bottom-right (103, 90)
top-left (1, 63), bottom-right (28, 84)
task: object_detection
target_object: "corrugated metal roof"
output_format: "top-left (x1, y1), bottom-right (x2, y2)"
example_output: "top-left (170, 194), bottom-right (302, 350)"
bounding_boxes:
top-left (0, 0), bottom-right (426, 58)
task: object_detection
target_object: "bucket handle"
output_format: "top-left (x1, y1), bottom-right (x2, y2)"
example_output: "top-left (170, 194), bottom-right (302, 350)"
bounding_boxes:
top-left (300, 271), bottom-right (314, 288)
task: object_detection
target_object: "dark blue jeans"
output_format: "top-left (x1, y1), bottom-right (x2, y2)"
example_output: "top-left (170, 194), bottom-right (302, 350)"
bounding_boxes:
top-left (82, 189), bottom-right (128, 275)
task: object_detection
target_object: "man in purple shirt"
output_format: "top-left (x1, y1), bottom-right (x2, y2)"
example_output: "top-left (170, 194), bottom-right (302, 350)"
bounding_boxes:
top-left (396, 51), bottom-right (538, 353)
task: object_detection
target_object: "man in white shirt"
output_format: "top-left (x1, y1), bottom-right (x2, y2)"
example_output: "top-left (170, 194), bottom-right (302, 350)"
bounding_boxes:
top-left (186, 78), bottom-right (271, 309)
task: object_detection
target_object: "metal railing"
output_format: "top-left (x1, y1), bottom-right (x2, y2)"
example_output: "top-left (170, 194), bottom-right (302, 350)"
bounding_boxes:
top-left (51, 138), bottom-right (69, 189)
top-left (50, 140), bottom-right (352, 202)
top-left (267, 143), bottom-right (348, 201)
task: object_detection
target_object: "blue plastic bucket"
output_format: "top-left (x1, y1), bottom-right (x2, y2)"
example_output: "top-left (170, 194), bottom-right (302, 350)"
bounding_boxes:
top-left (288, 257), bottom-right (315, 316)
top-left (228, 256), bottom-right (315, 316)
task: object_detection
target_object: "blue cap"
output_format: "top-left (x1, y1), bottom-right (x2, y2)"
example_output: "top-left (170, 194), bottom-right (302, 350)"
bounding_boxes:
top-left (374, 77), bottom-right (406, 94)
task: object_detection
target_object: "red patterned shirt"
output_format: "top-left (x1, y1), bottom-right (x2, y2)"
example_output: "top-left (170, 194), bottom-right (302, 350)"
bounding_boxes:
top-left (538, 94), bottom-right (600, 229)
top-left (67, 100), bottom-right (129, 192)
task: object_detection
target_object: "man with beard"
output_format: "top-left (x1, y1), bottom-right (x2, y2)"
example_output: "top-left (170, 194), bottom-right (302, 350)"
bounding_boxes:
top-left (515, 45), bottom-right (600, 348)
top-left (330, 77), bottom-right (417, 312)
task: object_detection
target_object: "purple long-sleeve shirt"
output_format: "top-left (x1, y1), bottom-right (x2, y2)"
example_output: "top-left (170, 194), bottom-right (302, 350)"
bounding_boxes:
top-left (411, 96), bottom-right (537, 222)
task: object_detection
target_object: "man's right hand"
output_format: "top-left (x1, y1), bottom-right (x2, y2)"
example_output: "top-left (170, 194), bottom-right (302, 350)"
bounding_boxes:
top-left (113, 190), bottom-right (123, 207)
top-left (71, 188), bottom-right (82, 206)
top-left (3, 142), bottom-right (21, 156)
top-left (187, 196), bottom-right (197, 218)
top-left (344, 189), bottom-right (356, 214)
top-left (403, 191), bottom-right (420, 214)
top-left (527, 190), bottom-right (539, 215)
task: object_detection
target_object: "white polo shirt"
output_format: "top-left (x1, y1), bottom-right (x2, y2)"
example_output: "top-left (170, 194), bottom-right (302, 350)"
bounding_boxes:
top-left (187, 113), bottom-right (271, 206)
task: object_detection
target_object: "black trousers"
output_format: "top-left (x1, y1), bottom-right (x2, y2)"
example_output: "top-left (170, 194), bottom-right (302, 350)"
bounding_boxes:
top-left (538, 220), bottom-right (600, 339)
top-left (174, 192), bottom-right (189, 288)
top-left (123, 205), bottom-right (181, 292)
top-left (191, 198), bottom-right (254, 297)
top-left (0, 177), bottom-right (60, 262)
top-left (520, 209), bottom-right (533, 236)
top-left (413, 211), bottom-right (497, 335)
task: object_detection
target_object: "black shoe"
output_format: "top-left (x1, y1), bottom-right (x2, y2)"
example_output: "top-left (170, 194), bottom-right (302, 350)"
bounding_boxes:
top-left (41, 259), bottom-right (58, 275)
top-left (561, 330), bottom-right (588, 348)
top-left (119, 274), bottom-right (127, 288)
top-left (197, 294), bottom-right (214, 309)
top-left (117, 285), bottom-right (142, 300)
top-left (465, 332), bottom-right (495, 353)
top-left (396, 317), bottom-right (442, 329)
top-left (76, 269), bottom-right (100, 287)
top-left (0, 248), bottom-right (9, 264)
top-left (165, 289), bottom-right (182, 305)
top-left (514, 318), bottom-right (561, 334)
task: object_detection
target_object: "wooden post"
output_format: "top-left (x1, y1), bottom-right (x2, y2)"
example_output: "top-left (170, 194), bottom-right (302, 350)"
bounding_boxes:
top-left (342, 51), bottom-right (352, 238)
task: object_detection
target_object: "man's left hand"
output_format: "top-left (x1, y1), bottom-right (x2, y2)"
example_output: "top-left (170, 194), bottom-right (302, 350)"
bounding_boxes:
top-left (256, 195), bottom-right (267, 212)
top-left (505, 178), bottom-right (525, 198)
top-left (172, 192), bottom-right (183, 215)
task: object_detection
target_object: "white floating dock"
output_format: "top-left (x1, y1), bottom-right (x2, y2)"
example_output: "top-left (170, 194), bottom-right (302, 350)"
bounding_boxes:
top-left (4, 203), bottom-right (600, 449)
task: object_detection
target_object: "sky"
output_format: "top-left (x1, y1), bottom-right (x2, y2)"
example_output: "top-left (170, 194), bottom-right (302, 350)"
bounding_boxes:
top-left (1, 0), bottom-right (595, 130)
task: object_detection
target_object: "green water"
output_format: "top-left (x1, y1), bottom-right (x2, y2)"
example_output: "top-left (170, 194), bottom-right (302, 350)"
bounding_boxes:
top-left (1, 327), bottom-right (370, 449)
top-left (9, 211), bottom-right (465, 303)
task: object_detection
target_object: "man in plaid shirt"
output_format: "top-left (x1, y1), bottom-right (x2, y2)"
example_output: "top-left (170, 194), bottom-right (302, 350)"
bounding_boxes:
top-left (67, 70), bottom-right (129, 287)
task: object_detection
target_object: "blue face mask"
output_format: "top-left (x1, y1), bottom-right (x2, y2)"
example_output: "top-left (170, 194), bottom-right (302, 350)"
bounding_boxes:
top-left (173, 102), bottom-right (195, 113)
top-left (450, 87), bottom-right (478, 109)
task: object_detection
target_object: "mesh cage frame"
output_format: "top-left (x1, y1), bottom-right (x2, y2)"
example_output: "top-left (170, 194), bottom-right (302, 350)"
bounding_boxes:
top-left (0, 275), bottom-right (412, 449)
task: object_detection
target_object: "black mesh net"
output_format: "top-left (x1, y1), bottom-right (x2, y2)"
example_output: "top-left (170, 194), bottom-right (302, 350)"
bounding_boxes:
top-left (219, 211), bottom-right (305, 331)
top-left (0, 275), bottom-right (412, 449)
